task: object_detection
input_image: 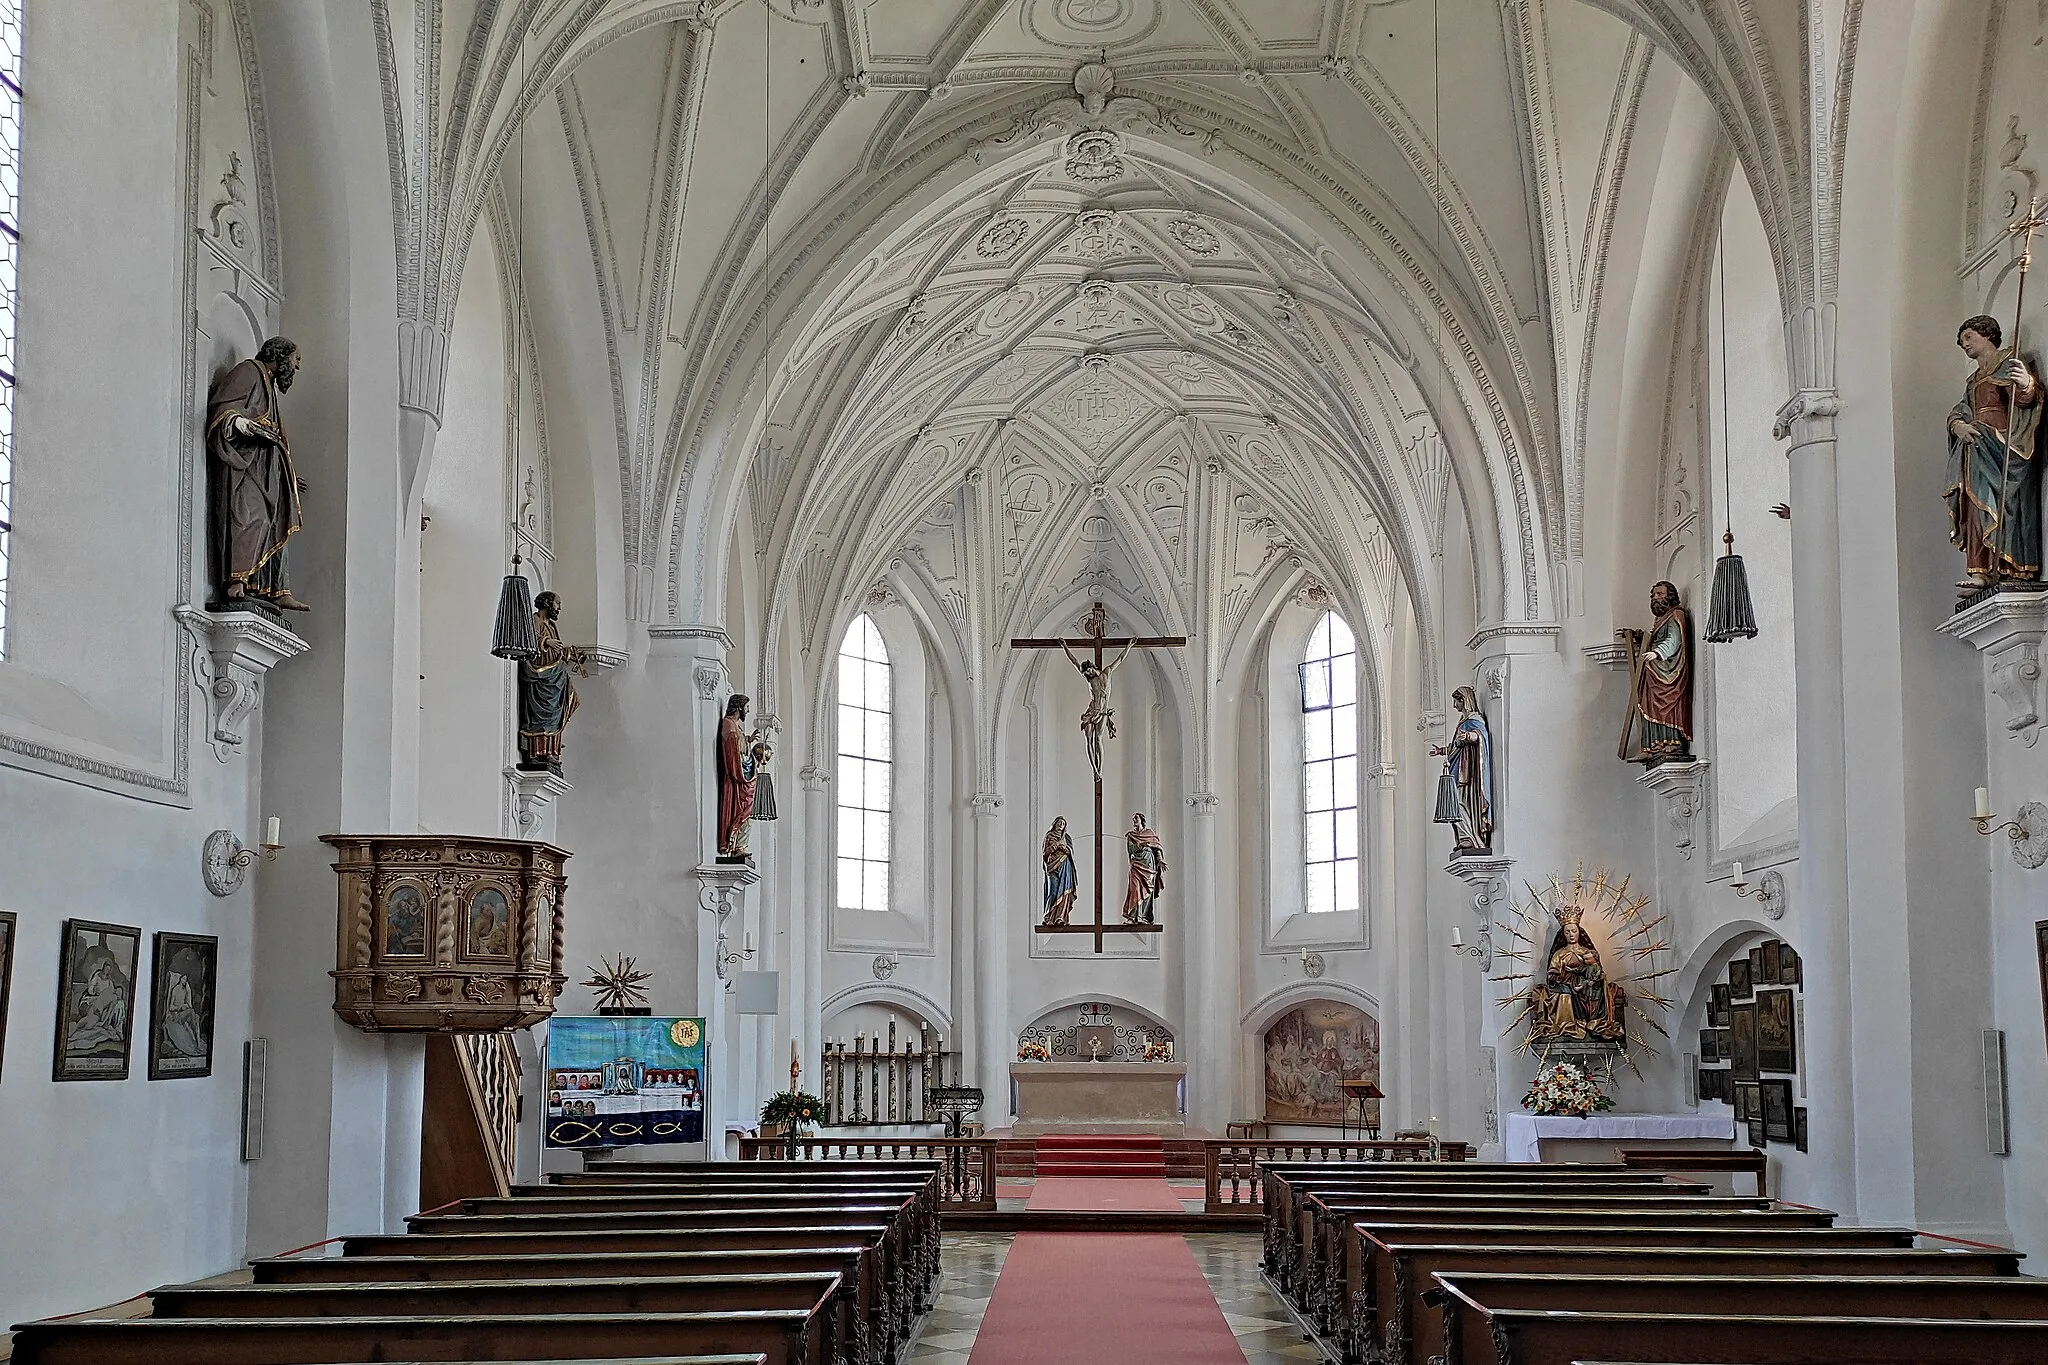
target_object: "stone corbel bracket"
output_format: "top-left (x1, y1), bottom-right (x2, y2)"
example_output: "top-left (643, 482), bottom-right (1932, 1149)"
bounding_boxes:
top-left (504, 766), bottom-right (572, 838)
top-left (1938, 591), bottom-right (2048, 747)
top-left (1638, 759), bottom-right (1709, 859)
top-left (173, 605), bottom-right (310, 762)
top-left (1445, 854), bottom-right (1514, 972)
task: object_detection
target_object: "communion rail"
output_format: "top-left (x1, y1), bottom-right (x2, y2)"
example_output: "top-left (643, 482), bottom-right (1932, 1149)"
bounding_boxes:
top-left (1201, 1137), bottom-right (1471, 1213)
top-left (737, 1135), bottom-right (999, 1211)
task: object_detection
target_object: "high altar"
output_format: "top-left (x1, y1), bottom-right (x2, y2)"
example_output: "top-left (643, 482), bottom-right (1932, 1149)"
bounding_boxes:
top-left (1010, 1061), bottom-right (1188, 1137)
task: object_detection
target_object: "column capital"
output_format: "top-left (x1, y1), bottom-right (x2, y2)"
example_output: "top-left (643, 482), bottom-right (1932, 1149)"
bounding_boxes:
top-left (1772, 387), bottom-right (1841, 447)
top-left (799, 764), bottom-right (830, 792)
top-left (1186, 791), bottom-right (1220, 812)
top-left (968, 791), bottom-right (1004, 815)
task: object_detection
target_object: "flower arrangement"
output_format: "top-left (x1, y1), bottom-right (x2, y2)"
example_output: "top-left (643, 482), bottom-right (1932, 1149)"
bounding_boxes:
top-left (1521, 1060), bottom-right (1616, 1117)
top-left (760, 1089), bottom-right (825, 1130)
top-left (1140, 1038), bottom-right (1173, 1062)
top-left (1017, 1037), bottom-right (1052, 1062)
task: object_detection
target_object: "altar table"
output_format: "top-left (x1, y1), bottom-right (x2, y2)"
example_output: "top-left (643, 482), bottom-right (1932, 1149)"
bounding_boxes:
top-left (1010, 1061), bottom-right (1187, 1137)
top-left (1504, 1111), bottom-right (1734, 1163)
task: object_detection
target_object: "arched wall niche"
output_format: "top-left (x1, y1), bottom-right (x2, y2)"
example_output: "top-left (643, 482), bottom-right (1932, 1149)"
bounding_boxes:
top-left (1018, 996), bottom-right (1176, 1059)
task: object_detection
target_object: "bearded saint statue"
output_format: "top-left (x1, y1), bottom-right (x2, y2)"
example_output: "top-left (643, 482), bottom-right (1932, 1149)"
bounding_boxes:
top-left (206, 337), bottom-right (308, 612)
top-left (1618, 580), bottom-right (1693, 765)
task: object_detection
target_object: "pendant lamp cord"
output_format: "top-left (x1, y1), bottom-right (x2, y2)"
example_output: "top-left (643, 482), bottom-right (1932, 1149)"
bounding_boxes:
top-left (1718, 244), bottom-right (1734, 557)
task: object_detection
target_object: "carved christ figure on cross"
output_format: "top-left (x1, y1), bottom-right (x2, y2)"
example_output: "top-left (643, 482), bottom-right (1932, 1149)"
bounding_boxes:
top-left (1061, 604), bottom-right (1134, 777)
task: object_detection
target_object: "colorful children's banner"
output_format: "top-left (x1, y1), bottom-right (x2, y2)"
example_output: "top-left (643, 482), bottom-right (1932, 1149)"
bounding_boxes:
top-left (544, 1015), bottom-right (706, 1149)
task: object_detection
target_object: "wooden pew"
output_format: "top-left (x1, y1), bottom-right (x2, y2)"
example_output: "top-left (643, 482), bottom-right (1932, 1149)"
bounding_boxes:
top-left (1306, 1215), bottom-right (1913, 1358)
top-left (1257, 1164), bottom-right (1690, 1271)
top-left (1285, 1196), bottom-right (1825, 1325)
top-left (342, 1224), bottom-right (908, 1357)
top-left (253, 1248), bottom-right (884, 1365)
top-left (1363, 1241), bottom-right (2023, 1365)
top-left (146, 1272), bottom-right (847, 1365)
top-left (1427, 1273), bottom-right (2048, 1365)
top-left (7, 1311), bottom-right (824, 1365)
top-left (1617, 1148), bottom-right (1769, 1197)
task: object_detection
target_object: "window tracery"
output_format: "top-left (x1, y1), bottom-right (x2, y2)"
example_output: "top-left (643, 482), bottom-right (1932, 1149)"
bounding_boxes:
top-left (1299, 611), bottom-right (1360, 915)
top-left (836, 614), bottom-right (893, 911)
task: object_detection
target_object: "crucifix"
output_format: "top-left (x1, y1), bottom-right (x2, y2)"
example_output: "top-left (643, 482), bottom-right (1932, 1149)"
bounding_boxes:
top-left (1010, 602), bottom-right (1188, 951)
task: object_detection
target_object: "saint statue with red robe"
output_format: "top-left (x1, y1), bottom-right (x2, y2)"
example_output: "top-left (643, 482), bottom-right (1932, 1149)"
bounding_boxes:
top-left (1618, 580), bottom-right (1693, 765)
top-left (1120, 812), bottom-right (1166, 924)
top-left (716, 694), bottom-right (759, 864)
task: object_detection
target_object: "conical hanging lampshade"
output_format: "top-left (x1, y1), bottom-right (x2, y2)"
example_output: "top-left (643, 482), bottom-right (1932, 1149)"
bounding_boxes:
top-left (490, 555), bottom-right (539, 660)
top-left (1704, 530), bottom-right (1758, 643)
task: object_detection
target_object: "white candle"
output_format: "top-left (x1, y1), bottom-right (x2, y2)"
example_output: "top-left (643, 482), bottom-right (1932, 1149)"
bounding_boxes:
top-left (1731, 861), bottom-right (1743, 882)
top-left (265, 816), bottom-right (281, 847)
top-left (1428, 1115), bottom-right (1440, 1137)
top-left (1452, 926), bottom-right (1464, 947)
top-left (744, 931), bottom-right (754, 952)
top-left (1976, 787), bottom-right (1993, 819)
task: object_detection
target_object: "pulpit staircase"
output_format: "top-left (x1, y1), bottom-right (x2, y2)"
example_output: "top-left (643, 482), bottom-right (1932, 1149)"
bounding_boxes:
top-left (1032, 1133), bottom-right (1168, 1178)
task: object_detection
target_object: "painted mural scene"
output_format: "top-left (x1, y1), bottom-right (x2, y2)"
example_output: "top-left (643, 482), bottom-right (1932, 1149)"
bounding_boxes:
top-left (6, 4), bottom-right (2048, 1365)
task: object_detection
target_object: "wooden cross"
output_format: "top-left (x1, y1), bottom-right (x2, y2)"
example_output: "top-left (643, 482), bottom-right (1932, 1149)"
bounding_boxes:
top-left (1010, 602), bottom-right (1188, 951)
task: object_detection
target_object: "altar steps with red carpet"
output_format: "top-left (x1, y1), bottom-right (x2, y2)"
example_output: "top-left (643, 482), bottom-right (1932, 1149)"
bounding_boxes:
top-left (1032, 1133), bottom-right (1169, 1178)
top-left (996, 1135), bottom-right (1205, 1178)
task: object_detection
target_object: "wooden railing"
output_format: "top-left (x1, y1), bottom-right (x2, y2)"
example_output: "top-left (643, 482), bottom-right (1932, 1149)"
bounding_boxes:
top-left (421, 1031), bottom-right (522, 1205)
top-left (1202, 1137), bottom-right (1471, 1213)
top-left (737, 1136), bottom-right (999, 1211)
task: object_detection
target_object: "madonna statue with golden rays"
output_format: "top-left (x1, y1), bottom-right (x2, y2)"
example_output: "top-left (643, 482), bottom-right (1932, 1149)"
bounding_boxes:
top-left (1528, 906), bottom-right (1627, 1043)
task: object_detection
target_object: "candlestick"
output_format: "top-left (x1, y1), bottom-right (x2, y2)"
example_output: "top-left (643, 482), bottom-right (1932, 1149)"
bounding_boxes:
top-left (1976, 787), bottom-right (1993, 820)
top-left (264, 816), bottom-right (281, 848)
top-left (1731, 861), bottom-right (1743, 883)
top-left (1451, 926), bottom-right (1464, 947)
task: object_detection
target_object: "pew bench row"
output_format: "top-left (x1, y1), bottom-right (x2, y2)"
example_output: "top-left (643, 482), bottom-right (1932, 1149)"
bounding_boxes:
top-left (10, 1161), bottom-right (945, 1365)
top-left (1257, 1158), bottom-right (2042, 1365)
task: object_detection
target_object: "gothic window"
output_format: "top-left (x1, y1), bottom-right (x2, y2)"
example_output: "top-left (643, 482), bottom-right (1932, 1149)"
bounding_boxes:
top-left (0, 4), bottom-right (19, 657)
top-left (1299, 611), bottom-right (1360, 915)
top-left (836, 614), bottom-right (893, 911)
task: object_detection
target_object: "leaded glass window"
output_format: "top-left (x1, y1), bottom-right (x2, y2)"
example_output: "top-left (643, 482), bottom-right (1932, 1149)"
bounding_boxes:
top-left (835, 614), bottom-right (893, 911)
top-left (1299, 612), bottom-right (1360, 914)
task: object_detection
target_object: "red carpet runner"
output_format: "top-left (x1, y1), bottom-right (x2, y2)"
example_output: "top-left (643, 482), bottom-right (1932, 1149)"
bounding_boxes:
top-left (1032, 1132), bottom-right (1169, 1177)
top-left (969, 1179), bottom-right (1247, 1364)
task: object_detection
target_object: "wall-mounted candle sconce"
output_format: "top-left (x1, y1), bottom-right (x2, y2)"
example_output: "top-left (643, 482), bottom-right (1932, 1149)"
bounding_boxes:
top-left (201, 818), bottom-right (284, 897)
top-left (1971, 789), bottom-right (2048, 870)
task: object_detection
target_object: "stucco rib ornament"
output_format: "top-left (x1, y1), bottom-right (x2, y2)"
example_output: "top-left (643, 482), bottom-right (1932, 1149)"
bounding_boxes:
top-left (965, 60), bottom-right (1223, 166)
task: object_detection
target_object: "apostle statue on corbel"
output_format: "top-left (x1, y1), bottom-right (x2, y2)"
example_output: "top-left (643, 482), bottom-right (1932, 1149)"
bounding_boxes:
top-left (206, 337), bottom-right (309, 614)
top-left (516, 592), bottom-right (588, 774)
top-left (716, 694), bottom-right (763, 866)
top-left (1617, 581), bottom-right (1694, 766)
top-left (1431, 686), bottom-right (1494, 855)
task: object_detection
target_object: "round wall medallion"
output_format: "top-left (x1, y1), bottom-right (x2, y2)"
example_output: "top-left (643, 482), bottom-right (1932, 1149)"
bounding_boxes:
top-left (2014, 800), bottom-right (2048, 870)
top-left (976, 216), bottom-right (1029, 258)
top-left (872, 954), bottom-right (897, 980)
top-left (202, 828), bottom-right (248, 897)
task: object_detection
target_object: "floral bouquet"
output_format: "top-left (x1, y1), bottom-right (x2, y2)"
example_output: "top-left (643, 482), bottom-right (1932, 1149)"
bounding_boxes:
top-left (1017, 1037), bottom-right (1052, 1062)
top-left (1520, 1060), bottom-right (1615, 1117)
top-left (1140, 1038), bottom-right (1173, 1062)
top-left (760, 1089), bottom-right (825, 1130)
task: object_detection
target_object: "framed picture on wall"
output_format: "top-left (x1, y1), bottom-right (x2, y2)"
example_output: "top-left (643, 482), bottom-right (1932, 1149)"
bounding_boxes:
top-left (1780, 944), bottom-right (1801, 987)
top-left (1728, 958), bottom-right (1753, 1001)
top-left (1712, 983), bottom-right (1731, 1022)
top-left (1756, 988), bottom-right (1797, 1073)
top-left (1794, 1107), bottom-right (1809, 1153)
top-left (52, 919), bottom-right (141, 1081)
top-left (1698, 1029), bottom-right (1717, 1062)
top-left (1749, 945), bottom-right (1766, 986)
top-left (1730, 1001), bottom-right (1759, 1082)
top-left (1761, 941), bottom-right (1782, 982)
top-left (1736, 1081), bottom-right (1761, 1125)
top-left (1747, 1114), bottom-right (1767, 1148)
top-left (1760, 1079), bottom-right (1795, 1143)
top-left (147, 933), bottom-right (218, 1080)
top-left (2037, 922), bottom-right (2048, 1051)
top-left (0, 911), bottom-right (16, 1078)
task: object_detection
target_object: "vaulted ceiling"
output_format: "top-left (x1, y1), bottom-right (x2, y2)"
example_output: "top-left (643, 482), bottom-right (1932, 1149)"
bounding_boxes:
top-left (371, 0), bottom-right (1813, 652)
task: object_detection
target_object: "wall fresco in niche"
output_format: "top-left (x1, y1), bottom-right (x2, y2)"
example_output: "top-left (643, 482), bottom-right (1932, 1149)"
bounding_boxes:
top-left (1263, 999), bottom-right (1379, 1126)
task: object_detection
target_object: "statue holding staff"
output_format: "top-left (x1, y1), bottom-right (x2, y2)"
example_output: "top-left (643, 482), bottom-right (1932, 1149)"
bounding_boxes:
top-left (1946, 313), bottom-right (2042, 589)
top-left (206, 337), bottom-right (308, 612)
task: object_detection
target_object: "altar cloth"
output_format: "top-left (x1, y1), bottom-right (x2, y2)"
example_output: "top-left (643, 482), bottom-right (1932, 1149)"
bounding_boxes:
top-left (1503, 1112), bottom-right (1734, 1163)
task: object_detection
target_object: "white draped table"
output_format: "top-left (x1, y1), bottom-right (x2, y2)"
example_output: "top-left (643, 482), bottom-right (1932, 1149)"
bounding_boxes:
top-left (1503, 1112), bottom-right (1734, 1163)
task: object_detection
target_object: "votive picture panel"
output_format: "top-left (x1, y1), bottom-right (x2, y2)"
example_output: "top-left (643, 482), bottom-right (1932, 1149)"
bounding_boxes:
top-left (147, 933), bottom-right (218, 1080)
top-left (53, 919), bottom-right (141, 1081)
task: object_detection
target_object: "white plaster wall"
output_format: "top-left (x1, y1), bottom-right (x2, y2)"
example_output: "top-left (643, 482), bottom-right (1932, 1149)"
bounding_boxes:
top-left (1706, 180), bottom-right (1798, 844)
top-left (0, 0), bottom-right (268, 1327)
top-left (419, 231), bottom-right (511, 836)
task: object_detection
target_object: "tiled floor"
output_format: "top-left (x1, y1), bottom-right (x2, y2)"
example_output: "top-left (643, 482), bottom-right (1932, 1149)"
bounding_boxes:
top-left (903, 1230), bottom-right (1323, 1365)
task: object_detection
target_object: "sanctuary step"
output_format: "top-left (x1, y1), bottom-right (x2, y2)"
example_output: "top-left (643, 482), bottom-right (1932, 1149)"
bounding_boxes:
top-left (995, 1135), bottom-right (1206, 1178)
top-left (1033, 1133), bottom-right (1168, 1178)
